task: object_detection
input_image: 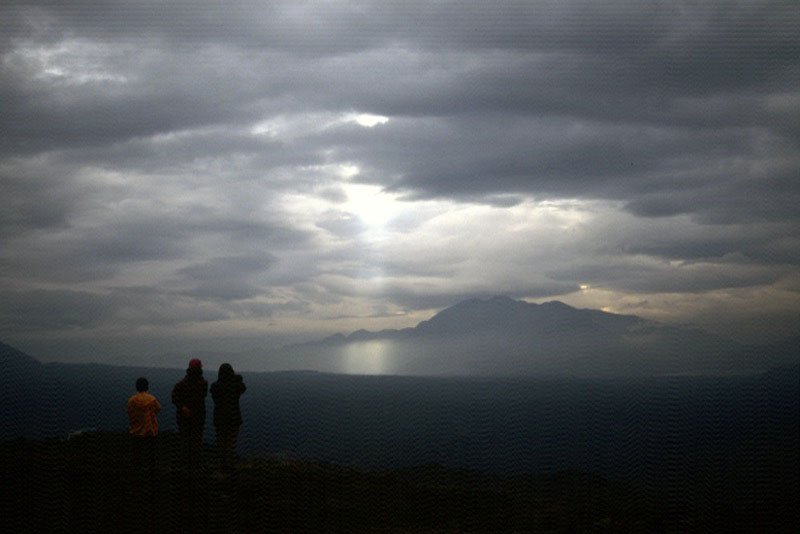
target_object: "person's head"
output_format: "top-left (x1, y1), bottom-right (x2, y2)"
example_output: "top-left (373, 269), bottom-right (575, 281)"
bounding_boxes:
top-left (187, 358), bottom-right (203, 378)
top-left (135, 377), bottom-right (149, 392)
top-left (218, 363), bottom-right (234, 380)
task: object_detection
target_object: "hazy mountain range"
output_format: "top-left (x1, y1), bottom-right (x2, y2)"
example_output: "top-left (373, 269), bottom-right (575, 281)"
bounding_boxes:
top-left (4, 296), bottom-right (798, 376)
top-left (260, 296), bottom-right (797, 377)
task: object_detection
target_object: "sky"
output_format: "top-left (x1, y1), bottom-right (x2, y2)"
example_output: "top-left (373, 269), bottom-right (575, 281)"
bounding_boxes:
top-left (1, 1), bottom-right (799, 363)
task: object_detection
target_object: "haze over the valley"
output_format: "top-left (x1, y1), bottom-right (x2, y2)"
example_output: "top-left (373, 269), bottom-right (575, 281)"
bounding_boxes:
top-left (1, 1), bottom-right (798, 367)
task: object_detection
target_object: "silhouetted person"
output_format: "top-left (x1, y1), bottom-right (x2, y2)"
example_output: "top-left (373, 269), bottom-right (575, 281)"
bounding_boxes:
top-left (210, 363), bottom-right (246, 473)
top-left (172, 359), bottom-right (208, 469)
top-left (128, 377), bottom-right (161, 472)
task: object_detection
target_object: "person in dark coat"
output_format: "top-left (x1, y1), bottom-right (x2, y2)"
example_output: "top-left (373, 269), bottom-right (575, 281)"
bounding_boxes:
top-left (172, 358), bottom-right (208, 468)
top-left (210, 363), bottom-right (246, 472)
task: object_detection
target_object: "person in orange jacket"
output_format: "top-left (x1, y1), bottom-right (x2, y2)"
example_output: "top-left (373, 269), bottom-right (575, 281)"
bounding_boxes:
top-left (127, 377), bottom-right (161, 471)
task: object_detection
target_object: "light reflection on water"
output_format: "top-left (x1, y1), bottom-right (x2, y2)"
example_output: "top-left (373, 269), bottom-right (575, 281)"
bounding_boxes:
top-left (339, 340), bottom-right (396, 375)
top-left (278, 337), bottom-right (502, 376)
top-left (261, 334), bottom-right (779, 377)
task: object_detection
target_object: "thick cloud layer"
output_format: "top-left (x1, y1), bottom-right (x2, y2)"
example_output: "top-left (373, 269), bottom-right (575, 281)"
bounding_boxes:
top-left (1, 1), bottom-right (798, 362)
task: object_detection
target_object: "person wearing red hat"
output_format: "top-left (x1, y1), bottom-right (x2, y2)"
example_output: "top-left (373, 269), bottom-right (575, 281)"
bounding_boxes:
top-left (171, 359), bottom-right (208, 468)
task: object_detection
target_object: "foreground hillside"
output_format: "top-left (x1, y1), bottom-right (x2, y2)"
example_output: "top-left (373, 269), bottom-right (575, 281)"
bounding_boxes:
top-left (2, 341), bottom-right (798, 530)
top-left (2, 431), bottom-right (796, 532)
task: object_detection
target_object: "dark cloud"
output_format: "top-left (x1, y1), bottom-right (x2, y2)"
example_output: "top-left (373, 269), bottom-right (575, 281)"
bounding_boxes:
top-left (550, 261), bottom-right (787, 295)
top-left (172, 255), bottom-right (278, 301)
top-left (0, 289), bottom-right (116, 331)
top-left (175, 281), bottom-right (263, 301)
top-left (622, 228), bottom-right (800, 267)
top-left (0, 199), bottom-right (305, 285)
top-left (176, 255), bottom-right (276, 281)
top-left (0, 282), bottom-right (291, 346)
top-left (0, 172), bottom-right (72, 235)
top-left (1, 0), bottom-right (798, 358)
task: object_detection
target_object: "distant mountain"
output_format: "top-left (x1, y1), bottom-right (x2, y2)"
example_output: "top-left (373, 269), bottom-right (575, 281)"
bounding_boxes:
top-left (2, 342), bottom-right (45, 440)
top-left (288, 296), bottom-right (791, 376)
top-left (2, 340), bottom-right (43, 389)
top-left (1, 340), bottom-right (42, 369)
top-left (323, 296), bottom-right (642, 342)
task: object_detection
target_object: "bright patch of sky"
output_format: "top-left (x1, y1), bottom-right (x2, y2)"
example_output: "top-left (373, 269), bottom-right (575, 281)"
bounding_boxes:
top-left (6, 39), bottom-right (130, 85)
top-left (250, 112), bottom-right (388, 138)
top-left (341, 183), bottom-right (401, 228)
top-left (346, 113), bottom-right (390, 128)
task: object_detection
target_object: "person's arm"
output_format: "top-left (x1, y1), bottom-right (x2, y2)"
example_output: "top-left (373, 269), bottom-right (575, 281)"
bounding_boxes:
top-left (154, 398), bottom-right (162, 413)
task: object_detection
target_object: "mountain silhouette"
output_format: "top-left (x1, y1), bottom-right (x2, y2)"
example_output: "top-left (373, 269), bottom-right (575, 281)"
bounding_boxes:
top-left (409, 296), bottom-right (638, 337)
top-left (1, 340), bottom-right (42, 370)
top-left (289, 296), bottom-right (787, 376)
top-left (319, 297), bottom-right (687, 344)
top-left (2, 298), bottom-right (795, 377)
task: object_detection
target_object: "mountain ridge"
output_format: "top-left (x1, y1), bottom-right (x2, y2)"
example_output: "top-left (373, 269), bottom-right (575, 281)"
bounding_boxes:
top-left (2, 296), bottom-right (796, 376)
top-left (314, 297), bottom-right (646, 345)
top-left (282, 296), bottom-right (795, 376)
top-left (1, 340), bottom-right (42, 368)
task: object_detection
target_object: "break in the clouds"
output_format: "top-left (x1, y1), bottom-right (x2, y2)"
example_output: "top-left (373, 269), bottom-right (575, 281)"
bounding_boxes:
top-left (1, 1), bottom-right (798, 362)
